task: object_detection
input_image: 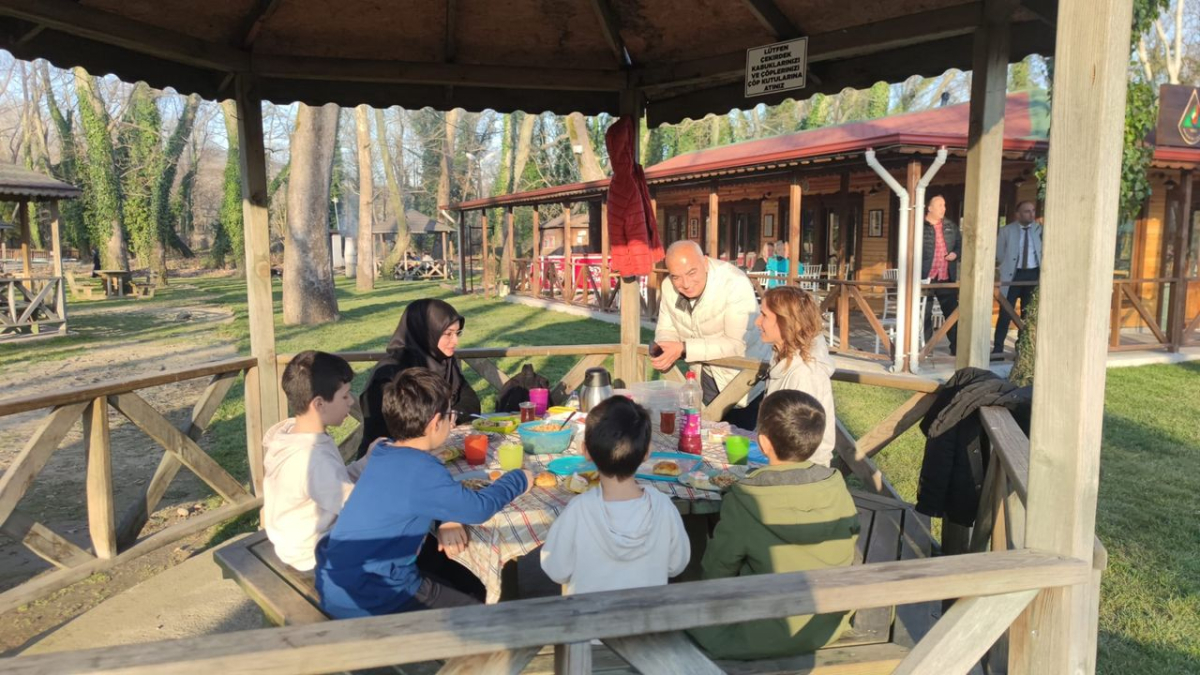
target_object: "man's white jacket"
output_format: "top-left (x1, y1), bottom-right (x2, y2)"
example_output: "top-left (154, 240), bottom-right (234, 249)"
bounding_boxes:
top-left (655, 257), bottom-right (768, 402)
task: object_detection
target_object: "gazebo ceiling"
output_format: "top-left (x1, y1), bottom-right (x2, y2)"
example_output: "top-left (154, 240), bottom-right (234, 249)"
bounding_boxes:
top-left (0, 0), bottom-right (1056, 125)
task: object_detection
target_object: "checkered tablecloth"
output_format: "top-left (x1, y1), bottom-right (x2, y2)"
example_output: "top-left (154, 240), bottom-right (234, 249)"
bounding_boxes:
top-left (441, 420), bottom-right (760, 603)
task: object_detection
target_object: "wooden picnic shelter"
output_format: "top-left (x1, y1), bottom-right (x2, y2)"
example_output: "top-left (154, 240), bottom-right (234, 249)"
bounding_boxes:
top-left (380, 210), bottom-right (456, 280)
top-left (0, 0), bottom-right (1128, 673)
top-left (0, 163), bottom-right (80, 340)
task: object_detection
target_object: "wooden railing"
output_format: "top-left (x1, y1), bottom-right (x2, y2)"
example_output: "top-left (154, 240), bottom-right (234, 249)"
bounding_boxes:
top-left (1, 276), bottom-right (67, 339)
top-left (0, 357), bottom-right (263, 615)
top-left (1108, 277), bottom-right (1176, 352)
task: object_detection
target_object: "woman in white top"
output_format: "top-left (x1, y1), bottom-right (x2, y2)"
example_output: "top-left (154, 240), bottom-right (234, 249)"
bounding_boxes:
top-left (752, 286), bottom-right (837, 466)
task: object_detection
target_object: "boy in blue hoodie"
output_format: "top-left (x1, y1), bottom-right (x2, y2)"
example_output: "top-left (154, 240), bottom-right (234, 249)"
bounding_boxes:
top-left (316, 368), bottom-right (532, 618)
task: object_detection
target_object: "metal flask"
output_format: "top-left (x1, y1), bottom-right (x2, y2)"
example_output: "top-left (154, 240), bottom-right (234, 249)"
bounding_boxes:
top-left (578, 367), bottom-right (614, 412)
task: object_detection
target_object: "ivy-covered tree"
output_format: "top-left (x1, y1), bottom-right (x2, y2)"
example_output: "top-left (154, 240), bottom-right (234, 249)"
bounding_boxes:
top-left (74, 68), bottom-right (128, 270)
top-left (117, 82), bottom-right (162, 273)
top-left (212, 100), bottom-right (242, 269)
top-left (40, 62), bottom-right (87, 253)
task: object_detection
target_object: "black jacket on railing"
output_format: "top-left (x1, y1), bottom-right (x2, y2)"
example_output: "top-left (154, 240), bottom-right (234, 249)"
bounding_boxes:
top-left (919, 217), bottom-right (962, 281)
top-left (916, 367), bottom-right (1031, 527)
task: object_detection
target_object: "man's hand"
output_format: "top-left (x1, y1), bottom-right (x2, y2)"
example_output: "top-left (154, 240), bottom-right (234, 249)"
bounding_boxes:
top-left (436, 522), bottom-right (469, 555)
top-left (650, 341), bottom-right (686, 371)
top-left (945, 252), bottom-right (958, 262)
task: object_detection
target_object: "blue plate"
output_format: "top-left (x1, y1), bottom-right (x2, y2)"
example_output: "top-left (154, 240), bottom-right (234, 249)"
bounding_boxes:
top-left (746, 441), bottom-right (768, 465)
top-left (635, 452), bottom-right (703, 482)
top-left (546, 456), bottom-right (595, 476)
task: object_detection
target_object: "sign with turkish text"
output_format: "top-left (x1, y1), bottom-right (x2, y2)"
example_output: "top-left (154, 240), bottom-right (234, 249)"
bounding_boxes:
top-left (1157, 84), bottom-right (1200, 148)
top-left (745, 37), bottom-right (807, 98)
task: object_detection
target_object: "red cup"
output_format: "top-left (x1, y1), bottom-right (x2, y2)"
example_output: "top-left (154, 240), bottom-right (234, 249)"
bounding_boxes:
top-left (464, 434), bottom-right (488, 466)
top-left (519, 401), bottom-right (537, 423)
top-left (660, 410), bottom-right (676, 435)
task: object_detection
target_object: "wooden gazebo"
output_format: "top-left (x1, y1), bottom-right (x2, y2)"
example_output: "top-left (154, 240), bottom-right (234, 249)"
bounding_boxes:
top-left (0, 163), bottom-right (80, 339)
top-left (0, 0), bottom-right (1129, 673)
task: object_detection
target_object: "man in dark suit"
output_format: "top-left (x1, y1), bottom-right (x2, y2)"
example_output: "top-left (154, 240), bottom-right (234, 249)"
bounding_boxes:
top-left (921, 196), bottom-right (961, 355)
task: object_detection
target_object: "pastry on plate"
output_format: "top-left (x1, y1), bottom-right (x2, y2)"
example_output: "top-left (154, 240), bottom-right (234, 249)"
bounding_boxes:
top-left (535, 472), bottom-right (558, 488)
top-left (652, 460), bottom-right (682, 477)
top-left (566, 471), bottom-right (600, 493)
top-left (710, 472), bottom-right (738, 489)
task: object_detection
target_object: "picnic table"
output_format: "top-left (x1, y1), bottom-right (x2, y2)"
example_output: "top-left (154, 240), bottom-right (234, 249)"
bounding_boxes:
top-left (96, 269), bottom-right (132, 296)
top-left (440, 420), bottom-right (753, 603)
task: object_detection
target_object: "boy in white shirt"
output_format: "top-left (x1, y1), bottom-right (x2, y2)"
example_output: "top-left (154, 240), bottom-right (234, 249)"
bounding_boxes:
top-left (540, 396), bottom-right (690, 594)
top-left (263, 350), bottom-right (367, 572)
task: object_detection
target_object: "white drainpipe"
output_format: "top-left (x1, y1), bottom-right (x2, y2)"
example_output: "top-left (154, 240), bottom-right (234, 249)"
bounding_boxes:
top-left (910, 147), bottom-right (948, 372)
top-left (865, 149), bottom-right (910, 373)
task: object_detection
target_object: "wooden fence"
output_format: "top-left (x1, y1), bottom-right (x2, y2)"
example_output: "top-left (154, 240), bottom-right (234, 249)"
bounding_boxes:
top-left (1, 276), bottom-right (67, 339)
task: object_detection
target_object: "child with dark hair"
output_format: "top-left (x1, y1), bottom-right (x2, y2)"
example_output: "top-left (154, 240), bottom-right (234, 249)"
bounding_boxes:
top-left (263, 350), bottom-right (365, 572)
top-left (540, 396), bottom-right (689, 595)
top-left (316, 368), bottom-right (532, 618)
top-left (689, 389), bottom-right (860, 660)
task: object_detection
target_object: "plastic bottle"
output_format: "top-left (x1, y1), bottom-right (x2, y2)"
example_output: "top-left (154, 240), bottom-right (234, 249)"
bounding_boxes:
top-left (678, 371), bottom-right (703, 455)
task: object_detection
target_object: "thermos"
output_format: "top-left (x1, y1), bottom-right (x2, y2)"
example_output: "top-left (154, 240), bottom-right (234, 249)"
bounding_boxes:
top-left (578, 367), bottom-right (614, 412)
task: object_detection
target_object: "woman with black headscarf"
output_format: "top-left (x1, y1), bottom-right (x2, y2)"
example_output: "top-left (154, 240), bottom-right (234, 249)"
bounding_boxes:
top-left (357, 299), bottom-right (481, 457)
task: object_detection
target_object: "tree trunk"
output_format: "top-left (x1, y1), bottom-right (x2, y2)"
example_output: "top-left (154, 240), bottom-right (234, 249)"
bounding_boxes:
top-left (376, 108), bottom-right (410, 274)
top-left (214, 100), bottom-right (242, 269)
top-left (567, 113), bottom-right (606, 182)
top-left (40, 62), bottom-right (86, 253)
top-left (438, 109), bottom-right (461, 261)
top-left (283, 103), bottom-right (341, 325)
top-left (354, 105), bottom-right (375, 291)
top-left (74, 67), bottom-right (128, 270)
top-left (149, 93), bottom-right (200, 285)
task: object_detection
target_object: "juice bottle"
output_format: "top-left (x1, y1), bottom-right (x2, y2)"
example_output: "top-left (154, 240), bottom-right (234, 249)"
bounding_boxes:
top-left (678, 372), bottom-right (703, 455)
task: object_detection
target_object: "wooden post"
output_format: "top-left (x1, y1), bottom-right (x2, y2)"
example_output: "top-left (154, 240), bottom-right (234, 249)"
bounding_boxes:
top-left (48, 201), bottom-right (67, 334)
top-left (18, 199), bottom-right (32, 279)
top-left (84, 397), bottom-right (117, 559)
top-left (647, 193), bottom-right (659, 312)
top-left (234, 75), bottom-right (282, 446)
top-left (457, 209), bottom-right (467, 294)
top-left (789, 173), bottom-right (802, 283)
top-left (905, 160), bottom-right (922, 368)
top-left (707, 182), bottom-right (719, 259)
top-left (480, 210), bottom-right (490, 294)
top-left (1014, 0), bottom-right (1133, 672)
top-left (600, 199), bottom-right (610, 307)
top-left (505, 206), bottom-right (515, 293)
top-left (1168, 170), bottom-right (1194, 351)
top-left (957, 0), bottom-right (1014, 369)
top-left (563, 202), bottom-right (574, 304)
top-left (531, 206), bottom-right (542, 298)
top-left (616, 90), bottom-right (645, 386)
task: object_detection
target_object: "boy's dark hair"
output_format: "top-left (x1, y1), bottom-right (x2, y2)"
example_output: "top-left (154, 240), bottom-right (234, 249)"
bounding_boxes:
top-left (584, 396), bottom-right (651, 479)
top-left (281, 350), bottom-right (354, 415)
top-left (383, 367), bottom-right (451, 440)
top-left (757, 390), bottom-right (826, 462)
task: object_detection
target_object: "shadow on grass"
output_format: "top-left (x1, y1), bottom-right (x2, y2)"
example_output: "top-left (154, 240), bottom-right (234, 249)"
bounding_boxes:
top-left (1098, 629), bottom-right (1200, 675)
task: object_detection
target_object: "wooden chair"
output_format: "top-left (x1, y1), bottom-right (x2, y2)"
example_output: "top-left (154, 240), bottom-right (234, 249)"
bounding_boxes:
top-left (64, 269), bottom-right (98, 300)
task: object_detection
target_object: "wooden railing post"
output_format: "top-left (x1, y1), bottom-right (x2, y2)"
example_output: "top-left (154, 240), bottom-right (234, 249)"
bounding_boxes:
top-left (244, 365), bottom-right (266, 496)
top-left (531, 206), bottom-right (541, 299)
top-left (83, 397), bottom-right (117, 559)
top-left (1168, 170), bottom-right (1194, 351)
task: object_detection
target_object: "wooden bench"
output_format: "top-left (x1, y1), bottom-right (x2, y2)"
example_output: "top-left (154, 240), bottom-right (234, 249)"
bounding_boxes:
top-left (216, 492), bottom-right (937, 674)
top-left (64, 269), bottom-right (99, 300)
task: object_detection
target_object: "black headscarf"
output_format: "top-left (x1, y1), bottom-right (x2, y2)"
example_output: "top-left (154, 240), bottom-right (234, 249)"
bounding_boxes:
top-left (358, 299), bottom-right (480, 457)
top-left (384, 299), bottom-right (468, 399)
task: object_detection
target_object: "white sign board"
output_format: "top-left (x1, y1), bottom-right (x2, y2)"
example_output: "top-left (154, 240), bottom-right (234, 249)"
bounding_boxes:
top-left (744, 37), bottom-right (808, 98)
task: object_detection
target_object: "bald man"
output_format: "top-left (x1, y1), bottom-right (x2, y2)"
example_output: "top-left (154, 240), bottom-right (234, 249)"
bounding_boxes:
top-left (652, 240), bottom-right (764, 409)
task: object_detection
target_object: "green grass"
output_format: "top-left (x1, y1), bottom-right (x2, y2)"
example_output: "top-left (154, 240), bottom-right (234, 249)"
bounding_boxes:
top-left (9, 273), bottom-right (1197, 673)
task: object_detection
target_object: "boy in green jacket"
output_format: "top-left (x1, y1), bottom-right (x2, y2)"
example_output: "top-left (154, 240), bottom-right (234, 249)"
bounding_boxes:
top-left (689, 390), bottom-right (860, 660)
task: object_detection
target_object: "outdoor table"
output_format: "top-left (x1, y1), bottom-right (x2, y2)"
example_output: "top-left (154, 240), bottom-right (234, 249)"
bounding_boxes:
top-left (96, 269), bottom-right (132, 297)
top-left (440, 419), bottom-right (758, 603)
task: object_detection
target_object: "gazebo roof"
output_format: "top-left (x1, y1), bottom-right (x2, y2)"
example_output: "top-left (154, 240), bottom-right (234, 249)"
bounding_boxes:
top-left (0, 0), bottom-right (1055, 125)
top-left (374, 210), bottom-right (455, 235)
top-left (0, 163), bottom-right (82, 200)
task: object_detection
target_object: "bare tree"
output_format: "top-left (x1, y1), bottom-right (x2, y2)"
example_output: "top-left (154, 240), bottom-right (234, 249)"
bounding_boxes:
top-left (437, 108), bottom-right (461, 261)
top-left (1138, 0), bottom-right (1187, 83)
top-left (566, 112), bottom-right (606, 182)
top-left (354, 104), bottom-right (375, 290)
top-left (283, 103), bottom-right (341, 325)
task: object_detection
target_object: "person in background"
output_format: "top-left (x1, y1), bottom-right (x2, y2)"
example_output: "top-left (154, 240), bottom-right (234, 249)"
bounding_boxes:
top-left (358, 299), bottom-right (481, 457)
top-left (921, 196), bottom-right (961, 355)
top-left (765, 241), bottom-right (789, 289)
top-left (993, 201), bottom-right (1042, 353)
top-left (688, 390), bottom-right (859, 660)
top-left (91, 248), bottom-right (101, 278)
top-left (752, 243), bottom-right (772, 273)
top-left (742, 250), bottom-right (758, 273)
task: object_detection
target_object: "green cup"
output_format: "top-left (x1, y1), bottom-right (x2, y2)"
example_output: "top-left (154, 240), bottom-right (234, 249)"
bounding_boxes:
top-left (725, 436), bottom-right (750, 466)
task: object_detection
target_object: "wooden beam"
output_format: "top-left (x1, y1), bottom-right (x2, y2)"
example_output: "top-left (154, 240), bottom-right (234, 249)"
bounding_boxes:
top-left (707, 182), bottom-right (720, 259)
top-left (463, 358), bottom-right (511, 393)
top-left (588, 0), bottom-right (631, 66)
top-left (1, 510), bottom-right (94, 569)
top-left (17, 198), bottom-right (30, 278)
top-left (702, 365), bottom-right (763, 422)
top-left (480, 211), bottom-right (490, 294)
top-left (0, 0), bottom-right (249, 72)
top-left (600, 200), bottom-right (610, 306)
top-left (1168, 170), bottom-right (1193, 351)
top-left (603, 631), bottom-right (723, 674)
top-left (741, 0), bottom-right (800, 38)
top-left (83, 398), bottom-right (117, 559)
top-left (47, 201), bottom-right (66, 334)
top-left (854, 392), bottom-right (936, 460)
top-left (531, 206), bottom-right (542, 298)
top-left (789, 173), bottom-right (801, 282)
top-left (0, 402), bottom-right (88, 527)
top-left (444, 0), bottom-right (456, 63)
top-left (235, 75), bottom-right (282, 441)
top-left (1016, 0), bottom-right (1133, 671)
top-left (505, 206), bottom-right (515, 292)
top-left (2, 550), bottom-right (1091, 675)
top-left (894, 590), bottom-right (1039, 675)
top-left (563, 203), bottom-right (574, 304)
top-left (236, 0), bottom-right (287, 49)
top-left (554, 643), bottom-right (591, 674)
top-left (957, 0), bottom-right (1015, 369)
top-left (1020, 0), bottom-right (1058, 25)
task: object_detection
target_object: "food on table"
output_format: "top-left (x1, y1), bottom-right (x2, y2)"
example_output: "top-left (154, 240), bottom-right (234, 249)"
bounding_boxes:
top-left (460, 478), bottom-right (491, 491)
top-left (535, 472), bottom-right (558, 488)
top-left (652, 460), bottom-right (682, 477)
top-left (527, 423), bottom-right (568, 433)
top-left (488, 470), bottom-right (504, 481)
top-left (681, 470), bottom-right (715, 491)
top-left (566, 471), bottom-right (600, 493)
top-left (437, 446), bottom-right (463, 464)
top-left (710, 472), bottom-right (738, 489)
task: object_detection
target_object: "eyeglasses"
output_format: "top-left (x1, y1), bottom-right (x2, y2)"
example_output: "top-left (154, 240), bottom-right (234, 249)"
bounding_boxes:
top-left (442, 409), bottom-right (459, 425)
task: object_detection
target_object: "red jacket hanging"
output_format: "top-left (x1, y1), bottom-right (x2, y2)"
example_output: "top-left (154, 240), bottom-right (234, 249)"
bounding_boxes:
top-left (604, 116), bottom-right (664, 277)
